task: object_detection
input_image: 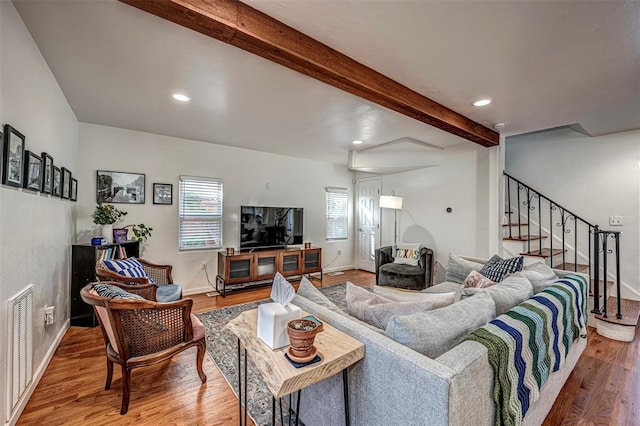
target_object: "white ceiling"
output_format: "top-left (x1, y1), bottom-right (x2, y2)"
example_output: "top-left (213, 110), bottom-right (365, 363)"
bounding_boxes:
top-left (13, 0), bottom-right (640, 166)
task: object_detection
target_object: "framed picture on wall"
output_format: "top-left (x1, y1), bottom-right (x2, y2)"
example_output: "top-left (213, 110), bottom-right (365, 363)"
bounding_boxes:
top-left (96, 170), bottom-right (145, 204)
top-left (23, 151), bottom-right (42, 192)
top-left (153, 183), bottom-right (172, 205)
top-left (52, 166), bottom-right (61, 197)
top-left (70, 178), bottom-right (78, 201)
top-left (2, 124), bottom-right (25, 188)
top-left (61, 167), bottom-right (71, 199)
top-left (41, 152), bottom-right (54, 194)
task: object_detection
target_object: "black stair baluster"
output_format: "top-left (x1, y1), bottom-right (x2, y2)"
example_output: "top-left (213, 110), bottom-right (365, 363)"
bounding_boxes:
top-left (549, 203), bottom-right (553, 266)
top-left (517, 184), bottom-right (522, 239)
top-left (602, 233), bottom-right (608, 318)
top-left (561, 209), bottom-right (566, 270)
top-left (507, 177), bottom-right (512, 238)
top-left (615, 233), bottom-right (622, 319)
top-left (538, 195), bottom-right (542, 255)
top-left (592, 226), bottom-right (601, 314)
top-left (527, 188), bottom-right (531, 254)
top-left (587, 225), bottom-right (593, 288)
top-left (574, 217), bottom-right (577, 272)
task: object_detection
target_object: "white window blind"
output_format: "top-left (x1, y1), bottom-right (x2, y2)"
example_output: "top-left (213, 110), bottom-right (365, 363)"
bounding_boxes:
top-left (179, 176), bottom-right (223, 251)
top-left (326, 187), bottom-right (348, 240)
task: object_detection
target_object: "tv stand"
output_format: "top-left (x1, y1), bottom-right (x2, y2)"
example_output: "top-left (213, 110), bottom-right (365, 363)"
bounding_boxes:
top-left (216, 246), bottom-right (322, 297)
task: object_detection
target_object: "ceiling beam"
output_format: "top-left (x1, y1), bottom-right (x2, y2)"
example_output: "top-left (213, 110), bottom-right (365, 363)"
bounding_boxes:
top-left (119, 0), bottom-right (499, 147)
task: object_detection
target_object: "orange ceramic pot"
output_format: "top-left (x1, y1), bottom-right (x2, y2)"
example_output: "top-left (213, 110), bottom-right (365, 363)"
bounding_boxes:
top-left (287, 319), bottom-right (319, 358)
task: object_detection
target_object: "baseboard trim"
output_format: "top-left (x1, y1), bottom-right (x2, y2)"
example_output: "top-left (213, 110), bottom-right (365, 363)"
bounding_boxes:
top-left (7, 319), bottom-right (69, 426)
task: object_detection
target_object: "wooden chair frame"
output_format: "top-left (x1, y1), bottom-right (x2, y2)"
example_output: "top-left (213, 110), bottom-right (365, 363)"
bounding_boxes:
top-left (80, 281), bottom-right (206, 414)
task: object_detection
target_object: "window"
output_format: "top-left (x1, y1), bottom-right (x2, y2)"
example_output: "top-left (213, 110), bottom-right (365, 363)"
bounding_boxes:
top-left (179, 176), bottom-right (223, 251)
top-left (325, 187), bottom-right (348, 240)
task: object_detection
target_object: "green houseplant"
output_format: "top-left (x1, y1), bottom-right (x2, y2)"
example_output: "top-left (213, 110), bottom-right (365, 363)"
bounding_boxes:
top-left (123, 223), bottom-right (153, 243)
top-left (92, 204), bottom-right (127, 225)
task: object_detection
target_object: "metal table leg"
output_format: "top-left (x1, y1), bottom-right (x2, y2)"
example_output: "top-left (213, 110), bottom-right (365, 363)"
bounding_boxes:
top-left (237, 338), bottom-right (242, 426)
top-left (244, 349), bottom-right (247, 426)
top-left (295, 390), bottom-right (301, 426)
top-left (343, 369), bottom-right (350, 426)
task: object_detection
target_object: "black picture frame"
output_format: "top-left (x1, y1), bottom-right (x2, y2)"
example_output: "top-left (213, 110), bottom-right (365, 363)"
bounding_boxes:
top-left (23, 151), bottom-right (42, 192)
top-left (2, 124), bottom-right (25, 188)
top-left (52, 166), bottom-right (61, 197)
top-left (41, 152), bottom-right (54, 194)
top-left (61, 167), bottom-right (71, 199)
top-left (71, 178), bottom-right (78, 201)
top-left (96, 170), bottom-right (145, 204)
top-left (153, 183), bottom-right (172, 205)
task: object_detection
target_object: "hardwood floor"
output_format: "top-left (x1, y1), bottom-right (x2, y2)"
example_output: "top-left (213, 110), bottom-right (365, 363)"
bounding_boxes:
top-left (18, 270), bottom-right (640, 425)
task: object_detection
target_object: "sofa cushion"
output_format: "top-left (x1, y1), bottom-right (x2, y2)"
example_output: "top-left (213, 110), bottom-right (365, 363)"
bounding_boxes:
top-left (461, 272), bottom-right (534, 316)
top-left (379, 262), bottom-right (423, 276)
top-left (463, 270), bottom-right (497, 289)
top-left (523, 261), bottom-right (559, 293)
top-left (385, 292), bottom-right (496, 358)
top-left (372, 285), bottom-right (455, 308)
top-left (479, 255), bottom-right (524, 282)
top-left (93, 283), bottom-right (144, 300)
top-left (346, 283), bottom-right (432, 329)
top-left (393, 243), bottom-right (421, 266)
top-left (445, 253), bottom-right (484, 284)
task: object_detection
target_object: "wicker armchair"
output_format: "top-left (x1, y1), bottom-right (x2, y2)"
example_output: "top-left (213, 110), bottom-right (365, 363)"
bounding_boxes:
top-left (80, 281), bottom-right (207, 414)
top-left (96, 258), bottom-right (182, 302)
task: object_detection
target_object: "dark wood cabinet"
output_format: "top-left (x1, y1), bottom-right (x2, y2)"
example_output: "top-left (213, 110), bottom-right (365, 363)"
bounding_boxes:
top-left (71, 241), bottom-right (140, 327)
top-left (216, 247), bottom-right (322, 296)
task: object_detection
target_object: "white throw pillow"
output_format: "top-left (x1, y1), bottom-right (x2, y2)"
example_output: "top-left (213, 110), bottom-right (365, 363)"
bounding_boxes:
top-left (393, 243), bottom-right (422, 266)
top-left (346, 283), bottom-right (432, 329)
top-left (372, 285), bottom-right (456, 308)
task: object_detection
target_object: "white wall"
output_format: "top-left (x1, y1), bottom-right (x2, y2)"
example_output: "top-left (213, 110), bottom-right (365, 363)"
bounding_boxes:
top-left (77, 124), bottom-right (355, 294)
top-left (379, 142), bottom-right (493, 268)
top-left (506, 127), bottom-right (640, 299)
top-left (0, 2), bottom-right (79, 423)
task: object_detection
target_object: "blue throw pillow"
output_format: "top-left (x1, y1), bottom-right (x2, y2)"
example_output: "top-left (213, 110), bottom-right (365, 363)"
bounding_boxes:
top-left (101, 258), bottom-right (155, 284)
top-left (479, 255), bottom-right (524, 282)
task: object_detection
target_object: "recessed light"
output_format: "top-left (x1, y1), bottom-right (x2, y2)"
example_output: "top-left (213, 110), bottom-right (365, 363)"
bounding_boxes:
top-left (172, 93), bottom-right (191, 102)
top-left (473, 99), bottom-right (492, 107)
top-left (352, 140), bottom-right (364, 145)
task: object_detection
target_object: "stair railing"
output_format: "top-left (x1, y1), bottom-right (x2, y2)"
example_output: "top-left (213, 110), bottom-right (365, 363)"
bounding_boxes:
top-left (504, 172), bottom-right (622, 317)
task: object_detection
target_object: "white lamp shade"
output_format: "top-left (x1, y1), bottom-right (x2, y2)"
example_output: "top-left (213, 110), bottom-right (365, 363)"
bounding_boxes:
top-left (379, 195), bottom-right (403, 209)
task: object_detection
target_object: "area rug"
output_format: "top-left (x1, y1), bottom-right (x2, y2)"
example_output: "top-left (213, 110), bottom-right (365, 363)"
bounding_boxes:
top-left (196, 282), bottom-right (348, 426)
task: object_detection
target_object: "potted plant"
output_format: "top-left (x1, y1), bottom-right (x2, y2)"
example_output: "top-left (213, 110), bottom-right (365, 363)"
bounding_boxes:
top-left (122, 223), bottom-right (153, 242)
top-left (287, 319), bottom-right (319, 361)
top-left (92, 204), bottom-right (127, 243)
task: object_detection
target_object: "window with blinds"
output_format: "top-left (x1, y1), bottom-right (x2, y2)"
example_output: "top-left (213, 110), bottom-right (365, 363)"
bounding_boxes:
top-left (179, 176), bottom-right (223, 251)
top-left (325, 187), bottom-right (348, 240)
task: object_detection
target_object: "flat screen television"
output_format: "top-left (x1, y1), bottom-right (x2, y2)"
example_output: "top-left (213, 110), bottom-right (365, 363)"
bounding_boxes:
top-left (240, 206), bottom-right (304, 251)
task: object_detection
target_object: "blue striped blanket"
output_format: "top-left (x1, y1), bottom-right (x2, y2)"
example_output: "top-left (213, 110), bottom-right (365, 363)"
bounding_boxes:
top-left (466, 274), bottom-right (588, 426)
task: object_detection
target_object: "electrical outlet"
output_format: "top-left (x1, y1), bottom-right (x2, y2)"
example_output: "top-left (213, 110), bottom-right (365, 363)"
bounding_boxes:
top-left (337, 249), bottom-right (342, 255)
top-left (44, 306), bottom-right (54, 326)
top-left (609, 216), bottom-right (623, 226)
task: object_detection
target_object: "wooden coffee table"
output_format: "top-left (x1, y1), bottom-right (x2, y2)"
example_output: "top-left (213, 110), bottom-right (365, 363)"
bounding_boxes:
top-left (226, 308), bottom-right (365, 426)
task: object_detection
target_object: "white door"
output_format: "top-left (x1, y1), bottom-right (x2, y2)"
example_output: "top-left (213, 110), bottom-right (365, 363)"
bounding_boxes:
top-left (356, 177), bottom-right (380, 272)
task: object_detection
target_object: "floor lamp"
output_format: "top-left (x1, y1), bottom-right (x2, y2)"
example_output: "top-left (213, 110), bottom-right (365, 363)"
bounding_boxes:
top-left (379, 191), bottom-right (403, 247)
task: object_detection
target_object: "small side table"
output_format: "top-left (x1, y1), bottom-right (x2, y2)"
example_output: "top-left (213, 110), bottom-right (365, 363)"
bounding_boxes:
top-left (227, 309), bottom-right (365, 426)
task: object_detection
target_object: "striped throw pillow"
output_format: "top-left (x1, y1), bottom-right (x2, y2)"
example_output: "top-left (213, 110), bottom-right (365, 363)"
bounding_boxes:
top-left (93, 283), bottom-right (144, 299)
top-left (101, 258), bottom-right (155, 284)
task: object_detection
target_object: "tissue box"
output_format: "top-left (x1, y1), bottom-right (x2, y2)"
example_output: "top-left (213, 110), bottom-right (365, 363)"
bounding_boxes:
top-left (257, 302), bottom-right (301, 349)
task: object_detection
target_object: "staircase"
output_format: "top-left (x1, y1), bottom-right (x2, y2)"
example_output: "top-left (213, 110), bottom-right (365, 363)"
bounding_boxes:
top-left (503, 172), bottom-right (640, 342)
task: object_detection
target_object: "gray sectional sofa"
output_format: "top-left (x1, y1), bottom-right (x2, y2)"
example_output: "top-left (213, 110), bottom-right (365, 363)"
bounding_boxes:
top-left (291, 256), bottom-right (588, 426)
